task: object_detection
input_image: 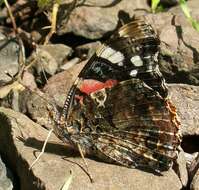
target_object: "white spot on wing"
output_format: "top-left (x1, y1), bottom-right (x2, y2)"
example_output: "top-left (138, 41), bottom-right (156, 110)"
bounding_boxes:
top-left (99, 46), bottom-right (124, 64)
top-left (130, 55), bottom-right (143, 67)
top-left (109, 51), bottom-right (124, 63)
top-left (100, 47), bottom-right (115, 58)
top-left (130, 69), bottom-right (138, 77)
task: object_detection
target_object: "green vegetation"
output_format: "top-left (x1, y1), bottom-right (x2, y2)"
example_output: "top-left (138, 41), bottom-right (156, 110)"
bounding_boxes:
top-left (151, 0), bottom-right (160, 13)
top-left (37, 0), bottom-right (61, 8)
top-left (151, 0), bottom-right (199, 32)
top-left (179, 0), bottom-right (199, 32)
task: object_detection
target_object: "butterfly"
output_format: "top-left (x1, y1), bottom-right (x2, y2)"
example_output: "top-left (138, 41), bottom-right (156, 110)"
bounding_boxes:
top-left (49, 17), bottom-right (181, 173)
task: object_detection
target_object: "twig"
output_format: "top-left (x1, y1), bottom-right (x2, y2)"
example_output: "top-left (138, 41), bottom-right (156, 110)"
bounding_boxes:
top-left (29, 128), bottom-right (54, 169)
top-left (44, 2), bottom-right (59, 45)
top-left (77, 143), bottom-right (94, 183)
top-left (4, 0), bottom-right (18, 34)
top-left (62, 157), bottom-right (94, 183)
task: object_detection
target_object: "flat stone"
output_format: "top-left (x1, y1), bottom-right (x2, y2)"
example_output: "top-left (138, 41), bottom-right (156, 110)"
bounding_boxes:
top-left (29, 44), bottom-right (73, 75)
top-left (57, 0), bottom-right (149, 39)
top-left (191, 167), bottom-right (199, 190)
top-left (168, 84), bottom-right (199, 136)
top-left (0, 107), bottom-right (182, 190)
top-left (0, 37), bottom-right (19, 85)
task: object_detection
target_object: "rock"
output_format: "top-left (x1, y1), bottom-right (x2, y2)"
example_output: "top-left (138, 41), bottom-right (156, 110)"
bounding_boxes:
top-left (20, 61), bottom-right (86, 127)
top-left (20, 89), bottom-right (52, 128)
top-left (0, 107), bottom-right (182, 190)
top-left (0, 156), bottom-right (13, 190)
top-left (56, 0), bottom-right (149, 39)
top-left (168, 84), bottom-right (199, 136)
top-left (60, 57), bottom-right (80, 70)
top-left (146, 0), bottom-right (199, 85)
top-left (43, 60), bottom-right (87, 107)
top-left (191, 167), bottom-right (199, 190)
top-left (75, 41), bottom-right (101, 59)
top-left (188, 153), bottom-right (199, 182)
top-left (29, 44), bottom-right (73, 75)
top-left (0, 36), bottom-right (20, 85)
top-left (190, 153), bottom-right (199, 190)
top-left (173, 149), bottom-right (188, 187)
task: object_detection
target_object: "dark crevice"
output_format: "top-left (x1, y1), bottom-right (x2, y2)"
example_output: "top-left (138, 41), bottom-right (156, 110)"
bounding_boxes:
top-left (181, 135), bottom-right (199, 153)
top-left (0, 153), bottom-right (20, 190)
top-left (50, 32), bottom-right (96, 48)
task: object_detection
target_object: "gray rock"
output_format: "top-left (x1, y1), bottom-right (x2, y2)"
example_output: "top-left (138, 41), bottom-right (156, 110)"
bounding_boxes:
top-left (60, 57), bottom-right (80, 70)
top-left (29, 44), bottom-right (73, 75)
top-left (191, 167), bottom-right (199, 190)
top-left (75, 41), bottom-right (101, 59)
top-left (168, 84), bottom-right (199, 136)
top-left (147, 0), bottom-right (199, 85)
top-left (173, 149), bottom-right (188, 187)
top-left (0, 156), bottom-right (13, 190)
top-left (57, 0), bottom-right (149, 39)
top-left (0, 107), bottom-right (182, 190)
top-left (0, 36), bottom-right (20, 85)
top-left (188, 153), bottom-right (199, 182)
top-left (43, 60), bottom-right (86, 107)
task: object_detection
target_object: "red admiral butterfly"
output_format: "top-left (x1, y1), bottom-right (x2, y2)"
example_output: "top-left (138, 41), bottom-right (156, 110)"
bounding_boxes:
top-left (49, 17), bottom-right (181, 173)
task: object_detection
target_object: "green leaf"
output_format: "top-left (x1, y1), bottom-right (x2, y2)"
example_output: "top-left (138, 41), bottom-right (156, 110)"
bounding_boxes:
top-left (151, 0), bottom-right (160, 13)
top-left (179, 0), bottom-right (199, 32)
top-left (0, 0), bottom-right (4, 6)
top-left (179, 0), bottom-right (191, 19)
top-left (191, 19), bottom-right (199, 32)
top-left (37, 0), bottom-right (51, 8)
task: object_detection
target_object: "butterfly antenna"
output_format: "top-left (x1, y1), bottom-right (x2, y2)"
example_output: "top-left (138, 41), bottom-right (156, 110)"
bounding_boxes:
top-left (77, 143), bottom-right (94, 183)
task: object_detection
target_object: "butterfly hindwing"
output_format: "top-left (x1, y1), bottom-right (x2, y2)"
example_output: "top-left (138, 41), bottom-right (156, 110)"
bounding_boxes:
top-left (64, 79), bottom-right (180, 171)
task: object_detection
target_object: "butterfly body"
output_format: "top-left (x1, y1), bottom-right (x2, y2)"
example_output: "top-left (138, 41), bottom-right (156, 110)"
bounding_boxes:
top-left (51, 17), bottom-right (181, 172)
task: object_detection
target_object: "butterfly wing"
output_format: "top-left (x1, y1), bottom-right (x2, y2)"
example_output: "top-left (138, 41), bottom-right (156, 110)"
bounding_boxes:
top-left (88, 79), bottom-right (180, 171)
top-left (57, 17), bottom-right (181, 171)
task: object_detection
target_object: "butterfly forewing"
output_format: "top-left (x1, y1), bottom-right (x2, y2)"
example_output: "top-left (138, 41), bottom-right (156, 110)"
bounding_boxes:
top-left (55, 17), bottom-right (181, 172)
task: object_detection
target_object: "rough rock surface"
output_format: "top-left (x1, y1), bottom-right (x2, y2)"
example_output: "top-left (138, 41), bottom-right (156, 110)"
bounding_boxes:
top-left (168, 84), bottom-right (199, 136)
top-left (0, 156), bottom-right (13, 190)
top-left (57, 0), bottom-right (149, 38)
top-left (189, 153), bottom-right (199, 186)
top-left (0, 107), bottom-right (182, 190)
top-left (191, 167), bottom-right (199, 190)
top-left (43, 60), bottom-right (87, 106)
top-left (173, 149), bottom-right (188, 187)
top-left (29, 44), bottom-right (73, 75)
top-left (149, 0), bottom-right (199, 85)
top-left (0, 35), bottom-right (19, 85)
top-left (56, 0), bottom-right (199, 85)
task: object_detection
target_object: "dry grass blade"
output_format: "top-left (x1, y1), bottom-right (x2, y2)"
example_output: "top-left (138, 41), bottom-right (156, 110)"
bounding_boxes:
top-left (61, 170), bottom-right (73, 190)
top-left (44, 2), bottom-right (59, 44)
top-left (0, 81), bottom-right (24, 99)
top-left (29, 128), bottom-right (54, 169)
